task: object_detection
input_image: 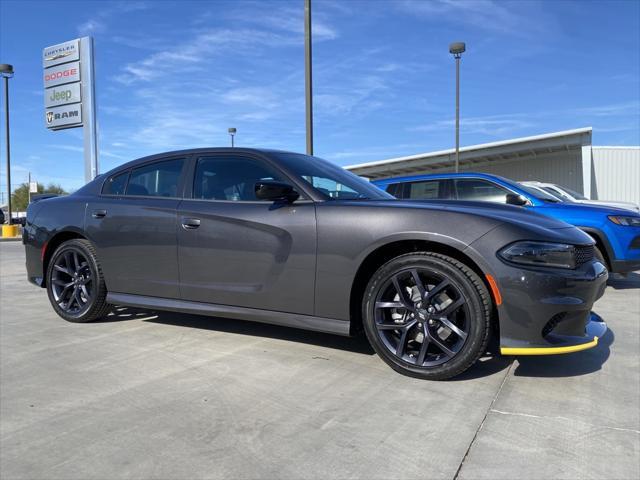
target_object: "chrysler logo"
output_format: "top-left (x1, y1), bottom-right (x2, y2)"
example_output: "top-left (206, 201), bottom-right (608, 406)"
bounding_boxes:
top-left (45, 51), bottom-right (74, 61)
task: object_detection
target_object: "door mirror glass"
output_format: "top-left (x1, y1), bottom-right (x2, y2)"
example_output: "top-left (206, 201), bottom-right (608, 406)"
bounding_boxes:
top-left (255, 181), bottom-right (299, 202)
top-left (506, 193), bottom-right (529, 206)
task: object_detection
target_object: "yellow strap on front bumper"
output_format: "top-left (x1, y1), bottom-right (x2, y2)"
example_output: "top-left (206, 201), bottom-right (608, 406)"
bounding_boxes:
top-left (500, 336), bottom-right (599, 356)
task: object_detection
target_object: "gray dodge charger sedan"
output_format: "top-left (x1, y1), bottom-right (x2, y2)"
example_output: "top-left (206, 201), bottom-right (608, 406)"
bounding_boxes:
top-left (23, 148), bottom-right (608, 379)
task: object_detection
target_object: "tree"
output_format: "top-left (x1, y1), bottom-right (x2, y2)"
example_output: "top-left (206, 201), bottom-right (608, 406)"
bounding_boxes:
top-left (10, 182), bottom-right (68, 212)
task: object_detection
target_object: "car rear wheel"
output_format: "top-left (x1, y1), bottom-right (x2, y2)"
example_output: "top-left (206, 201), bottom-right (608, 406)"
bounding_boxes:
top-left (362, 252), bottom-right (492, 380)
top-left (46, 239), bottom-right (111, 323)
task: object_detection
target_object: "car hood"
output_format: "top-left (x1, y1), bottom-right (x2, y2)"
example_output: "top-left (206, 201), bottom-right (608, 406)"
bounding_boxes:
top-left (333, 199), bottom-right (574, 229)
top-left (536, 200), bottom-right (640, 217)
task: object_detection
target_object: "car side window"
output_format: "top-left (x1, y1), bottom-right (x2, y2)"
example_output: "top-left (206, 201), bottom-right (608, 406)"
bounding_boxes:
top-left (408, 180), bottom-right (443, 200)
top-left (455, 179), bottom-right (509, 203)
top-left (385, 183), bottom-right (404, 198)
top-left (102, 171), bottom-right (129, 195)
top-left (193, 156), bottom-right (286, 201)
top-left (126, 158), bottom-right (185, 197)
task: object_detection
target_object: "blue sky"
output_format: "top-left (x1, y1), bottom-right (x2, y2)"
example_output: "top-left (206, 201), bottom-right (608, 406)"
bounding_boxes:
top-left (0, 0), bottom-right (639, 195)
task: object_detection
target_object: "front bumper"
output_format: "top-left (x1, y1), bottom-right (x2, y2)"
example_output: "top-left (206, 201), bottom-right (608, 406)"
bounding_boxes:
top-left (501, 313), bottom-right (607, 355)
top-left (493, 258), bottom-right (608, 353)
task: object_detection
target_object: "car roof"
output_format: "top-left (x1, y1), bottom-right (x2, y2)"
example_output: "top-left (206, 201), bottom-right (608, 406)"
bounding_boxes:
top-left (101, 147), bottom-right (297, 176)
top-left (373, 172), bottom-right (512, 184)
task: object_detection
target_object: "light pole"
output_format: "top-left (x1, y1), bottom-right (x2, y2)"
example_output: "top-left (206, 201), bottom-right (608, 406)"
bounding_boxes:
top-left (228, 127), bottom-right (236, 147)
top-left (0, 64), bottom-right (13, 224)
top-left (304, 0), bottom-right (313, 155)
top-left (449, 42), bottom-right (465, 173)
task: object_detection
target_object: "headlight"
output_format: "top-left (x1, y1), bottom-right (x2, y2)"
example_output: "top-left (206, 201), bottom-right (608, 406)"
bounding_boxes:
top-left (608, 215), bottom-right (640, 227)
top-left (498, 241), bottom-right (577, 269)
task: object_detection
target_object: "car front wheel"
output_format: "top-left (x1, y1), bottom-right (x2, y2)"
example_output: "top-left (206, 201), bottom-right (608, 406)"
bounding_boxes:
top-left (46, 239), bottom-right (111, 323)
top-left (362, 252), bottom-right (492, 380)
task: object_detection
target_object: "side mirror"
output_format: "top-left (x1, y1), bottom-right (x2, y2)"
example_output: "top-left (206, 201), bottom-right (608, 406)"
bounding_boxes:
top-left (506, 193), bottom-right (528, 206)
top-left (255, 181), bottom-right (300, 203)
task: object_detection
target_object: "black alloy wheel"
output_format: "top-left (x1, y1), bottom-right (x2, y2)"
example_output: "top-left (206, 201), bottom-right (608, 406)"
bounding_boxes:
top-left (46, 239), bottom-right (111, 323)
top-left (51, 249), bottom-right (93, 314)
top-left (362, 252), bottom-right (492, 380)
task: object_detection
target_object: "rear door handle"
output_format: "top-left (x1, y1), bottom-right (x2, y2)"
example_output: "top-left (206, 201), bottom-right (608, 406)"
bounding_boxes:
top-left (92, 209), bottom-right (107, 219)
top-left (181, 217), bottom-right (201, 230)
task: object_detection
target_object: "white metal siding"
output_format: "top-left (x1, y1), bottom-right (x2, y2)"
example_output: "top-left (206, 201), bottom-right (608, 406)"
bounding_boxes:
top-left (592, 147), bottom-right (640, 204)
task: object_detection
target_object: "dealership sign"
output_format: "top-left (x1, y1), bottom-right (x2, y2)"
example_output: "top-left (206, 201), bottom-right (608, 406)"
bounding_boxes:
top-left (42, 37), bottom-right (99, 183)
top-left (45, 83), bottom-right (81, 108)
top-left (43, 39), bottom-right (79, 67)
top-left (45, 104), bottom-right (82, 129)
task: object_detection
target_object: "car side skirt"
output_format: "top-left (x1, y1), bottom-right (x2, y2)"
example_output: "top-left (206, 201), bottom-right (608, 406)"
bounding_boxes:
top-left (106, 293), bottom-right (351, 336)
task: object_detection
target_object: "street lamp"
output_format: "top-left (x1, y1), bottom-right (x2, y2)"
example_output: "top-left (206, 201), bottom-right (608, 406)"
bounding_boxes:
top-left (0, 64), bottom-right (13, 224)
top-left (449, 42), bottom-right (465, 173)
top-left (228, 127), bottom-right (237, 147)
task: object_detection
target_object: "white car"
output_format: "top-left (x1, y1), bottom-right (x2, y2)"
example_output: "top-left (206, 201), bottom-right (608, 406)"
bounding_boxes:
top-left (520, 181), bottom-right (640, 213)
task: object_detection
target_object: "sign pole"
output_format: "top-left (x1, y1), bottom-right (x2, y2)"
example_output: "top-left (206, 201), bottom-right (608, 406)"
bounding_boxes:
top-left (80, 37), bottom-right (98, 183)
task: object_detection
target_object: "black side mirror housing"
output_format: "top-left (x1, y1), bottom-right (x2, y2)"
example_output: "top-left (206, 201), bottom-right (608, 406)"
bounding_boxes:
top-left (506, 193), bottom-right (528, 206)
top-left (255, 181), bottom-right (300, 203)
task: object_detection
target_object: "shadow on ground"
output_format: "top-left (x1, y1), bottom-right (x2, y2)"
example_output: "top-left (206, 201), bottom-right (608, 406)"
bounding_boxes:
top-left (607, 272), bottom-right (640, 290)
top-left (513, 328), bottom-right (614, 378)
top-left (100, 306), bottom-right (614, 380)
top-left (102, 306), bottom-right (376, 355)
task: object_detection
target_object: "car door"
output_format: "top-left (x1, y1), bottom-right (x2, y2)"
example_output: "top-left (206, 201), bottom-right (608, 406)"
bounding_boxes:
top-left (177, 153), bottom-right (317, 315)
top-left (85, 156), bottom-right (188, 299)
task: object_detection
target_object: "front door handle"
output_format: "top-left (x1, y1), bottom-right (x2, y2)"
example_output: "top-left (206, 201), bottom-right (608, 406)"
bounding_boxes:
top-left (181, 217), bottom-right (201, 230)
top-left (92, 209), bottom-right (107, 219)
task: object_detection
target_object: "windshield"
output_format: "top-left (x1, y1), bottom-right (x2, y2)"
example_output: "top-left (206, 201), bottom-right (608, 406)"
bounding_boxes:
top-left (557, 185), bottom-right (588, 200)
top-left (273, 152), bottom-right (393, 200)
top-left (510, 180), bottom-right (561, 203)
top-left (541, 186), bottom-right (573, 201)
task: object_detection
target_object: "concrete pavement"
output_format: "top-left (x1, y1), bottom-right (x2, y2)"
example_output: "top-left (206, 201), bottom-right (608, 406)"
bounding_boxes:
top-left (1, 241), bottom-right (638, 479)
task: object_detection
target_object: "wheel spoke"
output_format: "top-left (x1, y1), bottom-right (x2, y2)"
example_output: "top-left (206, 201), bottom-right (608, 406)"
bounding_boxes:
top-left (54, 264), bottom-right (71, 276)
top-left (376, 318), bottom-right (416, 331)
top-left (396, 328), bottom-right (410, 357)
top-left (438, 316), bottom-right (468, 340)
top-left (375, 301), bottom-right (405, 309)
top-left (64, 252), bottom-right (75, 271)
top-left (425, 279), bottom-right (450, 301)
top-left (52, 278), bottom-right (72, 287)
top-left (73, 287), bottom-right (84, 307)
top-left (391, 275), bottom-right (414, 311)
top-left (439, 297), bottom-right (465, 316)
top-left (410, 269), bottom-right (426, 299)
top-left (73, 252), bottom-right (81, 273)
top-left (80, 284), bottom-right (90, 300)
top-left (416, 335), bottom-right (429, 365)
top-left (427, 331), bottom-right (456, 357)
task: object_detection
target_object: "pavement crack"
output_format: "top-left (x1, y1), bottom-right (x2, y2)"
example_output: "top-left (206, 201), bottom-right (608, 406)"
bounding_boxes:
top-left (452, 359), bottom-right (514, 480)
top-left (489, 409), bottom-right (640, 434)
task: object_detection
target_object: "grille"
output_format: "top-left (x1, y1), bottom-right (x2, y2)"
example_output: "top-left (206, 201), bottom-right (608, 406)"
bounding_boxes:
top-left (575, 244), bottom-right (595, 267)
top-left (542, 312), bottom-right (567, 338)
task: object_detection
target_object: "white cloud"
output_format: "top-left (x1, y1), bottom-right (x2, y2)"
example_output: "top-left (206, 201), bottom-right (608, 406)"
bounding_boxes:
top-left (411, 113), bottom-right (534, 136)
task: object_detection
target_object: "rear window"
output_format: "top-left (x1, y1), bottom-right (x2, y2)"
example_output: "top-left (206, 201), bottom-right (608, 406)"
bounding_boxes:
top-left (102, 171), bottom-right (129, 195)
top-left (126, 158), bottom-right (185, 197)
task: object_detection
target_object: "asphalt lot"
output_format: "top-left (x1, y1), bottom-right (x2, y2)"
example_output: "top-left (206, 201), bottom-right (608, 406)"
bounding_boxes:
top-left (1, 240), bottom-right (638, 480)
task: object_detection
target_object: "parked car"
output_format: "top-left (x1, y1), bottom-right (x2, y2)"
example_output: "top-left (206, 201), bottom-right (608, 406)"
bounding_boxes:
top-left (24, 149), bottom-right (607, 380)
top-left (374, 172), bottom-right (640, 274)
top-left (520, 181), bottom-right (640, 212)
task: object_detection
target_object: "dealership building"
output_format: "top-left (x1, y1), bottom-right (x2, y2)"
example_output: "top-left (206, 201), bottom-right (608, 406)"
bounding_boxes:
top-left (346, 127), bottom-right (640, 205)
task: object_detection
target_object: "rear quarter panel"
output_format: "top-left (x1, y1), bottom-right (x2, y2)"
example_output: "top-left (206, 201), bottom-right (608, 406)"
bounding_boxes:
top-left (23, 196), bottom-right (89, 284)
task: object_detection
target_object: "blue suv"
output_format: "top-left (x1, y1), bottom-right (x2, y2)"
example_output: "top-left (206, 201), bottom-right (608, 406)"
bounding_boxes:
top-left (374, 172), bottom-right (640, 274)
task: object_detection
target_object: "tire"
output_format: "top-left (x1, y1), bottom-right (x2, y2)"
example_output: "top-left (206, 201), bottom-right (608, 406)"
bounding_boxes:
top-left (362, 252), bottom-right (492, 380)
top-left (46, 239), bottom-right (111, 323)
